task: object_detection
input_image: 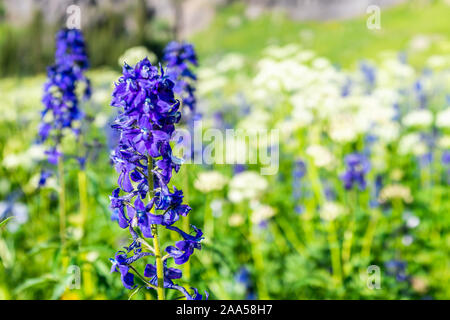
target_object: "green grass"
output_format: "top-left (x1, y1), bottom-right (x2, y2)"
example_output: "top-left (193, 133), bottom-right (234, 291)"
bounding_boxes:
top-left (191, 1), bottom-right (450, 67)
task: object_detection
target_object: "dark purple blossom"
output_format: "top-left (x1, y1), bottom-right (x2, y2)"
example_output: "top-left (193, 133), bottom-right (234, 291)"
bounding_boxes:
top-left (370, 174), bottom-right (383, 208)
top-left (38, 170), bottom-right (53, 187)
top-left (163, 41), bottom-right (198, 114)
top-left (144, 261), bottom-right (207, 300)
top-left (37, 28), bottom-right (91, 178)
top-left (360, 61), bottom-right (376, 93)
top-left (340, 153), bottom-right (370, 191)
top-left (109, 57), bottom-right (206, 299)
top-left (110, 250), bottom-right (154, 290)
top-left (442, 150), bottom-right (450, 165)
top-left (165, 225), bottom-right (203, 265)
top-left (385, 259), bottom-right (409, 282)
top-left (292, 159), bottom-right (306, 214)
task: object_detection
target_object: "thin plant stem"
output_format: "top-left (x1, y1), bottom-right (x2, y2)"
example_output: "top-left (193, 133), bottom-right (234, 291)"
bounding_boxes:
top-left (342, 190), bottom-right (357, 276)
top-left (328, 220), bottom-right (342, 286)
top-left (78, 170), bottom-right (88, 233)
top-left (147, 155), bottom-right (165, 300)
top-left (275, 216), bottom-right (305, 255)
top-left (182, 166), bottom-right (191, 280)
top-left (129, 265), bottom-right (157, 290)
top-left (204, 193), bottom-right (214, 240)
top-left (82, 259), bottom-right (94, 298)
top-left (249, 216), bottom-right (270, 299)
top-left (151, 225), bottom-right (165, 300)
top-left (361, 208), bottom-right (380, 260)
top-left (137, 238), bottom-right (155, 254)
top-left (58, 155), bottom-right (66, 249)
top-left (392, 198), bottom-right (404, 253)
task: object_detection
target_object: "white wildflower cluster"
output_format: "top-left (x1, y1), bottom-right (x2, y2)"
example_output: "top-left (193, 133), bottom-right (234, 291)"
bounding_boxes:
top-left (194, 170), bottom-right (229, 193)
top-left (228, 171), bottom-right (268, 203)
top-left (379, 184), bottom-right (414, 204)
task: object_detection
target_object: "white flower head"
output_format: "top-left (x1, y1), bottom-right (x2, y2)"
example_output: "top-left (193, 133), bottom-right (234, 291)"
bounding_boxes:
top-left (306, 145), bottom-right (335, 169)
top-left (328, 114), bottom-right (359, 143)
top-left (194, 171), bottom-right (229, 193)
top-left (320, 202), bottom-right (346, 221)
top-left (228, 213), bottom-right (245, 227)
top-left (403, 109), bottom-right (433, 128)
top-left (379, 184), bottom-right (413, 204)
top-left (436, 108), bottom-right (450, 128)
top-left (398, 133), bottom-right (427, 156)
top-left (250, 202), bottom-right (276, 225)
top-left (228, 171), bottom-right (268, 203)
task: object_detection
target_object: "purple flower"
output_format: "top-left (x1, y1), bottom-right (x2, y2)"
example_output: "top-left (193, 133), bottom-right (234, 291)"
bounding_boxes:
top-left (360, 61), bottom-right (376, 93)
top-left (38, 170), bottom-right (53, 187)
top-left (292, 159), bottom-right (306, 214)
top-left (385, 259), bottom-right (408, 282)
top-left (163, 41), bottom-right (198, 113)
top-left (110, 252), bottom-right (137, 290)
top-left (37, 28), bottom-right (91, 182)
top-left (165, 225), bottom-right (203, 265)
top-left (370, 175), bottom-right (383, 208)
top-left (442, 150), bottom-right (450, 165)
top-left (110, 251), bottom-right (153, 290)
top-left (340, 153), bottom-right (370, 191)
top-left (144, 261), bottom-right (207, 300)
top-left (55, 28), bottom-right (90, 71)
top-left (44, 148), bottom-right (62, 166)
top-left (109, 57), bottom-right (206, 299)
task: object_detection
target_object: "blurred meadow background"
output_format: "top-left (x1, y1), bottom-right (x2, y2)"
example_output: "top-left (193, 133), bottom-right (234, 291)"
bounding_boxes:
top-left (0, 0), bottom-right (450, 299)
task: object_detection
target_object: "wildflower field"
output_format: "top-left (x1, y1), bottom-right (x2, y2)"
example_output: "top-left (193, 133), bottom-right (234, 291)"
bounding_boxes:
top-left (0, 1), bottom-right (449, 300)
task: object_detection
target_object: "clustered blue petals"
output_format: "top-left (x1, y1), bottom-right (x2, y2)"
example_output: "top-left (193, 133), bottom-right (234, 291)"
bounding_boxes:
top-left (340, 153), bottom-right (370, 191)
top-left (292, 159), bottom-right (306, 214)
top-left (163, 41), bottom-right (198, 113)
top-left (109, 57), bottom-right (206, 299)
top-left (37, 28), bottom-right (91, 183)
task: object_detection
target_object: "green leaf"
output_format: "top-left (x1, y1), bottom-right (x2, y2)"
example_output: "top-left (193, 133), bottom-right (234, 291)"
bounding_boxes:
top-left (13, 274), bottom-right (60, 295)
top-left (0, 217), bottom-right (13, 228)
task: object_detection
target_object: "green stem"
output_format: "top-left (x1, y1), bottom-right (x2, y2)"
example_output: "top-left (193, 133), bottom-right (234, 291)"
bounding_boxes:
top-left (78, 170), bottom-right (88, 234)
top-left (204, 193), bottom-right (214, 239)
top-left (303, 202), bottom-right (315, 244)
top-left (129, 265), bottom-right (157, 290)
top-left (276, 216), bottom-right (305, 255)
top-left (361, 208), bottom-right (380, 260)
top-left (147, 155), bottom-right (165, 300)
top-left (182, 167), bottom-right (191, 280)
top-left (328, 220), bottom-right (342, 286)
top-left (342, 191), bottom-right (357, 276)
top-left (151, 224), bottom-right (165, 300)
top-left (392, 198), bottom-right (404, 252)
top-left (58, 155), bottom-right (66, 248)
top-left (249, 217), bottom-right (270, 299)
top-left (296, 128), bottom-right (315, 245)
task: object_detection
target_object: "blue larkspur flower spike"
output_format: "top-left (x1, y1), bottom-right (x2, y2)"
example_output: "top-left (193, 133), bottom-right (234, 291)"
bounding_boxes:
top-left (163, 41), bottom-right (200, 162)
top-left (340, 153), bottom-right (370, 191)
top-left (37, 28), bottom-right (91, 177)
top-left (109, 57), bottom-right (206, 299)
top-left (163, 41), bottom-right (198, 114)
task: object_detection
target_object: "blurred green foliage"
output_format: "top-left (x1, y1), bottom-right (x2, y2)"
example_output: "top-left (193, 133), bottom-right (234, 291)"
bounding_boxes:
top-left (0, 3), bottom-right (171, 77)
top-left (192, 1), bottom-right (450, 68)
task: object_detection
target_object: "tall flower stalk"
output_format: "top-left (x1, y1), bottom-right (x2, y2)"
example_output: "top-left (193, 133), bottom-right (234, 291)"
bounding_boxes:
top-left (163, 41), bottom-right (199, 279)
top-left (109, 58), bottom-right (206, 300)
top-left (340, 153), bottom-right (370, 275)
top-left (38, 28), bottom-right (91, 246)
top-left (163, 41), bottom-right (198, 116)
